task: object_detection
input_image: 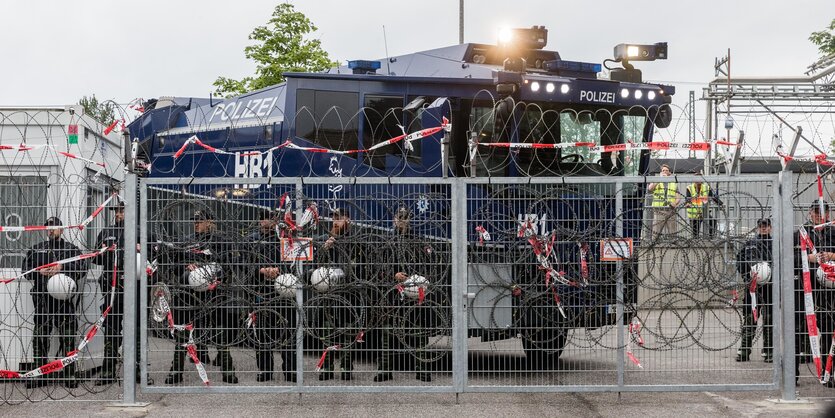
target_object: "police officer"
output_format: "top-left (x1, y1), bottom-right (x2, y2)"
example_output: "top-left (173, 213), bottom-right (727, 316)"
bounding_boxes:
top-left (794, 200), bottom-right (835, 382)
top-left (165, 210), bottom-right (238, 384)
top-left (315, 207), bottom-right (360, 381)
top-left (735, 218), bottom-right (773, 362)
top-left (648, 164), bottom-right (680, 239)
top-left (22, 216), bottom-right (84, 389)
top-left (248, 211), bottom-right (297, 382)
top-left (90, 202), bottom-right (148, 385)
top-left (374, 208), bottom-right (434, 383)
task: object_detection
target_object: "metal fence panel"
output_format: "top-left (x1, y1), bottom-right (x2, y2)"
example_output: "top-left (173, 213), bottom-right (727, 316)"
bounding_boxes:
top-left (0, 176), bottom-right (126, 403)
top-left (140, 178), bottom-right (455, 392)
top-left (463, 176), bottom-right (779, 391)
top-left (137, 175), bottom-right (784, 394)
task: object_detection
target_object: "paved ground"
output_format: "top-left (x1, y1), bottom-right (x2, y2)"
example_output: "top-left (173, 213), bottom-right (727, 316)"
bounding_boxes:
top-left (3, 390), bottom-right (833, 417)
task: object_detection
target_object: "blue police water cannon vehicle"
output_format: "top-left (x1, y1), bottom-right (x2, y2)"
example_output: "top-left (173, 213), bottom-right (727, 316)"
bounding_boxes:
top-left (128, 26), bottom-right (674, 367)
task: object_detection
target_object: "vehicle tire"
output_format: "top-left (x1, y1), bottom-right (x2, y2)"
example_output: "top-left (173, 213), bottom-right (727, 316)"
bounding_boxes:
top-left (522, 329), bottom-right (566, 370)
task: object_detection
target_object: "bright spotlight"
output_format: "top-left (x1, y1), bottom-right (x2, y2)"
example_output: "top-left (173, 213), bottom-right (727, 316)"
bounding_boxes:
top-left (530, 81), bottom-right (540, 92)
top-left (498, 28), bottom-right (514, 45)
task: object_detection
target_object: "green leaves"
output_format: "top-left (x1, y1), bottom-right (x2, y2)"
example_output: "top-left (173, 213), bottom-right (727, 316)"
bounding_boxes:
top-left (809, 18), bottom-right (835, 57)
top-left (78, 95), bottom-right (115, 124)
top-left (213, 3), bottom-right (338, 98)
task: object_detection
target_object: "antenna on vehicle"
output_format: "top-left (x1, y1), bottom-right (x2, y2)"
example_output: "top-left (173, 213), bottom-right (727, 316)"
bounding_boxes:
top-left (383, 25), bottom-right (391, 75)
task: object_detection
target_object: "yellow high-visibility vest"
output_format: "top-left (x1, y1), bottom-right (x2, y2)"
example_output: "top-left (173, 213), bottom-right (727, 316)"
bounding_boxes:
top-left (687, 183), bottom-right (710, 219)
top-left (652, 182), bottom-right (678, 207)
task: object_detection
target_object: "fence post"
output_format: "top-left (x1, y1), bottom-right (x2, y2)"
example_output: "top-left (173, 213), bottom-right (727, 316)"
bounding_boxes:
top-left (120, 172), bottom-right (139, 405)
top-left (138, 178), bottom-right (149, 391)
top-left (779, 172), bottom-right (797, 401)
top-left (616, 182), bottom-right (625, 388)
top-left (451, 180), bottom-right (467, 394)
top-left (294, 179), bottom-right (304, 388)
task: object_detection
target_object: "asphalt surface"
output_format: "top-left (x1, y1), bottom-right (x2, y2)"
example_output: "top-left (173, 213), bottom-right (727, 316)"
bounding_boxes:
top-left (2, 390), bottom-right (832, 417)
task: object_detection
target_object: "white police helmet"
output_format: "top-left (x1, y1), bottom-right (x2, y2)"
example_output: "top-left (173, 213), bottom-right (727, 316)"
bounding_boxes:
top-left (188, 263), bottom-right (221, 292)
top-left (311, 267), bottom-right (344, 292)
top-left (274, 273), bottom-right (299, 298)
top-left (402, 274), bottom-right (429, 300)
top-left (47, 274), bottom-right (76, 300)
top-left (751, 262), bottom-right (771, 285)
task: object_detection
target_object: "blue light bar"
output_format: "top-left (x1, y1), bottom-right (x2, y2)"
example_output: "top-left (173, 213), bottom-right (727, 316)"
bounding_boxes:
top-left (543, 60), bottom-right (602, 74)
top-left (347, 60), bottom-right (382, 70)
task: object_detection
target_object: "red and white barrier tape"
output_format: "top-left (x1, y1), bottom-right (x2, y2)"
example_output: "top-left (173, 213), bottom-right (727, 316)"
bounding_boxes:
top-left (589, 140), bottom-right (737, 153)
top-left (479, 141), bottom-right (596, 150)
top-left (578, 242), bottom-right (589, 286)
top-left (21, 351), bottom-right (80, 379)
top-left (174, 119), bottom-right (450, 158)
top-left (185, 341), bottom-right (210, 386)
top-left (0, 245), bottom-right (115, 284)
top-left (58, 151), bottom-right (107, 168)
top-left (102, 119), bottom-right (125, 136)
top-left (777, 150), bottom-right (835, 168)
top-left (729, 289), bottom-right (739, 307)
top-left (749, 271), bottom-right (759, 323)
top-left (475, 225), bottom-right (491, 246)
top-left (298, 202), bottom-right (319, 229)
top-left (0, 193), bottom-right (119, 233)
top-left (1, 143), bottom-right (108, 168)
top-left (799, 227), bottom-right (823, 379)
top-left (0, 351), bottom-right (80, 380)
top-left (823, 331), bottom-right (835, 385)
top-left (479, 140), bottom-right (737, 153)
top-left (627, 317), bottom-right (644, 369)
top-left (315, 345), bottom-right (341, 371)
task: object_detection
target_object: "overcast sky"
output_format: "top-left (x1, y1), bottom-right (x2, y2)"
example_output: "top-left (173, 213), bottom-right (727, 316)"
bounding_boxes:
top-left (1, 0), bottom-right (831, 110)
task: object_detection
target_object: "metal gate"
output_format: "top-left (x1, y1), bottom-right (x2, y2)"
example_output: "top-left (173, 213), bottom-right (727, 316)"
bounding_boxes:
top-left (135, 174), bottom-right (792, 395)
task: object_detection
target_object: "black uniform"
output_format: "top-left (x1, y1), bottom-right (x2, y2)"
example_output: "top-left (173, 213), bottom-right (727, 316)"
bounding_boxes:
top-left (90, 220), bottom-right (143, 382)
top-left (375, 229), bottom-right (442, 380)
top-left (735, 232), bottom-right (773, 358)
top-left (793, 224), bottom-right (835, 372)
top-left (313, 226), bottom-right (366, 378)
top-left (22, 235), bottom-right (84, 385)
top-left (246, 228), bottom-right (297, 382)
top-left (164, 228), bottom-right (237, 382)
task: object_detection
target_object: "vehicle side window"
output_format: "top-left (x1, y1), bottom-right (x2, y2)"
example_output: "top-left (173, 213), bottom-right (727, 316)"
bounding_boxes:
top-left (362, 95), bottom-right (405, 169)
top-left (295, 89), bottom-right (359, 153)
top-left (621, 116), bottom-right (647, 176)
top-left (468, 101), bottom-right (508, 176)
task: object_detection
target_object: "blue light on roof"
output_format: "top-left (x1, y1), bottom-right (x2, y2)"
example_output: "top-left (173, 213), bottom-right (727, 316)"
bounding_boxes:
top-left (347, 60), bottom-right (382, 70)
top-left (543, 60), bottom-right (602, 74)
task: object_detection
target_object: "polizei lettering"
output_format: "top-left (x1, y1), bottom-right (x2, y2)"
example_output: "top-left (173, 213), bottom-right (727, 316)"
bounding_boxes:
top-left (209, 96), bottom-right (279, 123)
top-left (579, 90), bottom-right (615, 104)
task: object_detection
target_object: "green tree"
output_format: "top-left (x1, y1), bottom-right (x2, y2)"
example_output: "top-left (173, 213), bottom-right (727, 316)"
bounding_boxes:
top-left (213, 3), bottom-right (338, 97)
top-left (810, 18), bottom-right (835, 56)
top-left (78, 95), bottom-right (115, 124)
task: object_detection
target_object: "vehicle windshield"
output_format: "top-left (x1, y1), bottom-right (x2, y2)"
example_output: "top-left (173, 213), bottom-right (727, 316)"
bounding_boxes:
top-left (469, 100), bottom-right (648, 177)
